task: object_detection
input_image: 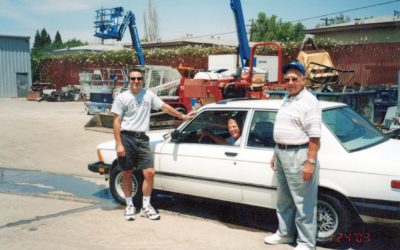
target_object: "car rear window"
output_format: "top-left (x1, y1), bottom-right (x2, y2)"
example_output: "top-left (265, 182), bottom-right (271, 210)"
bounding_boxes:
top-left (323, 107), bottom-right (386, 152)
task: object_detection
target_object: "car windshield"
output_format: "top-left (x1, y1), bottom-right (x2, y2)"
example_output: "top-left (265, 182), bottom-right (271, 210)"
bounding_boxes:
top-left (322, 107), bottom-right (386, 152)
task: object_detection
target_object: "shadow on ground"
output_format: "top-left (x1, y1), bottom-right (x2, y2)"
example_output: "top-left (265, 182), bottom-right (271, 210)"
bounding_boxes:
top-left (151, 191), bottom-right (400, 250)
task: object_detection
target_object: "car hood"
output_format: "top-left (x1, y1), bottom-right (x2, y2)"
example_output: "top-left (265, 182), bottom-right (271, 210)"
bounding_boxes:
top-left (148, 129), bottom-right (172, 151)
top-left (97, 129), bottom-right (172, 151)
top-left (346, 138), bottom-right (400, 177)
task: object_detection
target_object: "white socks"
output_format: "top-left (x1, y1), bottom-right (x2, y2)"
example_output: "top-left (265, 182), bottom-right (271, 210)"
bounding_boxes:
top-left (143, 196), bottom-right (151, 208)
top-left (126, 196), bottom-right (151, 208)
top-left (125, 196), bottom-right (133, 207)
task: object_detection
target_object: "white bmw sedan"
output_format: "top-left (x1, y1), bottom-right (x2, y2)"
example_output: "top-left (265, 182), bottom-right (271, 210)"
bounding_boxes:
top-left (89, 99), bottom-right (400, 244)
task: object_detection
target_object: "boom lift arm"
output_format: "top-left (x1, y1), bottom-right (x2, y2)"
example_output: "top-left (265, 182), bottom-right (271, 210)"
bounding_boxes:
top-left (94, 7), bottom-right (145, 65)
top-left (230, 0), bottom-right (251, 67)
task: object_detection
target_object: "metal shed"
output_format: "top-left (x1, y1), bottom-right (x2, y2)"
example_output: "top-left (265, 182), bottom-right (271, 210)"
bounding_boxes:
top-left (0, 35), bottom-right (32, 98)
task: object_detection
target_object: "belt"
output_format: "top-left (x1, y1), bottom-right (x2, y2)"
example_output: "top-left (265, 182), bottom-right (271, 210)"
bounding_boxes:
top-left (276, 143), bottom-right (308, 150)
top-left (121, 130), bottom-right (146, 138)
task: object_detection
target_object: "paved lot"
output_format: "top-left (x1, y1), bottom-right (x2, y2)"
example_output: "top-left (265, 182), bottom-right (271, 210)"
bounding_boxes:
top-left (0, 98), bottom-right (112, 176)
top-left (0, 98), bottom-right (398, 249)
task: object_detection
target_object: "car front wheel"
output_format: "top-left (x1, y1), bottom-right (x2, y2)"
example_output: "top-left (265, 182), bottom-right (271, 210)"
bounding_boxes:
top-left (109, 165), bottom-right (143, 209)
top-left (317, 193), bottom-right (351, 244)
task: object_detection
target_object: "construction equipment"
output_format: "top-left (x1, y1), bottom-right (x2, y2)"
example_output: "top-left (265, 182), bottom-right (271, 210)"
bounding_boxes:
top-left (176, 0), bottom-right (283, 113)
top-left (85, 7), bottom-right (184, 131)
top-left (269, 36), bottom-right (372, 120)
top-left (94, 7), bottom-right (145, 65)
top-left (85, 7), bottom-right (146, 115)
top-left (268, 36), bottom-right (397, 125)
top-left (230, 0), bottom-right (251, 68)
top-left (85, 1), bottom-right (284, 131)
top-left (297, 36), bottom-right (356, 92)
top-left (80, 68), bottom-right (127, 114)
top-left (84, 7), bottom-right (144, 115)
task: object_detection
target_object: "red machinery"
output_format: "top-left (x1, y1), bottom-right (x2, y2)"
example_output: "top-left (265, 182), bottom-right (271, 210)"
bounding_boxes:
top-left (174, 42), bottom-right (283, 113)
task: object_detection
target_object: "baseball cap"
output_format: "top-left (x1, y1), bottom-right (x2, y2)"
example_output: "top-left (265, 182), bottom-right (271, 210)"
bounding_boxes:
top-left (282, 61), bottom-right (305, 75)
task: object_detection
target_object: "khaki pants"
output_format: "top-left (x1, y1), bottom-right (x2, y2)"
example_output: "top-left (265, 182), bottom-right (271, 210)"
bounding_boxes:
top-left (274, 146), bottom-right (319, 249)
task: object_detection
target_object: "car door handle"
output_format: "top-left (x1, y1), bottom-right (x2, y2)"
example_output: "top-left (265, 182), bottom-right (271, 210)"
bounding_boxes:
top-left (225, 152), bottom-right (238, 157)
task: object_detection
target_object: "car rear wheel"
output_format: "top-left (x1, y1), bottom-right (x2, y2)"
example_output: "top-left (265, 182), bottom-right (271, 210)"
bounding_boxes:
top-left (317, 193), bottom-right (351, 244)
top-left (109, 165), bottom-right (143, 209)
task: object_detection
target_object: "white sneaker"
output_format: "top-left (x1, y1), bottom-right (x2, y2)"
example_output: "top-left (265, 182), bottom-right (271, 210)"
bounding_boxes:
top-left (294, 243), bottom-right (313, 250)
top-left (124, 205), bottom-right (135, 221)
top-left (141, 205), bottom-right (160, 220)
top-left (264, 233), bottom-right (294, 245)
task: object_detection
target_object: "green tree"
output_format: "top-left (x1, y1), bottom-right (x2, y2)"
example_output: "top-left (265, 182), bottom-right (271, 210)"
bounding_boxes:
top-left (62, 38), bottom-right (87, 48)
top-left (33, 30), bottom-right (41, 48)
top-left (32, 28), bottom-right (51, 49)
top-left (31, 28), bottom-right (87, 82)
top-left (53, 31), bottom-right (62, 45)
top-left (40, 28), bottom-right (52, 47)
top-left (251, 12), bottom-right (305, 42)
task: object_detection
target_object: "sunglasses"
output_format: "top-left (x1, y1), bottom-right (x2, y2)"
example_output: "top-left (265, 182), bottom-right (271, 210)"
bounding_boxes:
top-left (283, 77), bottom-right (300, 83)
top-left (130, 77), bottom-right (143, 81)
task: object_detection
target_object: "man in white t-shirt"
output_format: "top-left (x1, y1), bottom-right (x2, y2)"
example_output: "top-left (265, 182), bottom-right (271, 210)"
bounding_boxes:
top-left (111, 69), bottom-right (193, 221)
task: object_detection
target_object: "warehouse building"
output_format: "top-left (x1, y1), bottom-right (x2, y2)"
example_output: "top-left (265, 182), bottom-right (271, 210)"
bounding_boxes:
top-left (0, 35), bottom-right (32, 98)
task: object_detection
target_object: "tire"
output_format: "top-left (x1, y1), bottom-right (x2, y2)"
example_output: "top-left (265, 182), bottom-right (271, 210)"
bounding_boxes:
top-left (109, 165), bottom-right (143, 210)
top-left (223, 83), bottom-right (246, 99)
top-left (317, 193), bottom-right (351, 244)
top-left (223, 83), bottom-right (237, 99)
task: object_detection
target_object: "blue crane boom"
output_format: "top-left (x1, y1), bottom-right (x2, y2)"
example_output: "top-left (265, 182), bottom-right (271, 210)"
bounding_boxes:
top-left (230, 0), bottom-right (251, 67)
top-left (94, 7), bottom-right (145, 66)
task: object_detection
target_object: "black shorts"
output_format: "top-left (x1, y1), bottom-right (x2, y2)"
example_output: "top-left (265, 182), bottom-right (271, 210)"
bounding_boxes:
top-left (117, 132), bottom-right (154, 171)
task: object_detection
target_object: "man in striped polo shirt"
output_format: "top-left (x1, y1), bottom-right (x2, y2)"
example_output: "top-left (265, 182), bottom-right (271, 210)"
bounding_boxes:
top-left (264, 61), bottom-right (322, 250)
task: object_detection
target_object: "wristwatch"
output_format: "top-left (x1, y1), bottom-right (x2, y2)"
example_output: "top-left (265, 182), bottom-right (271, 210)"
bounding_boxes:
top-left (305, 159), bottom-right (316, 164)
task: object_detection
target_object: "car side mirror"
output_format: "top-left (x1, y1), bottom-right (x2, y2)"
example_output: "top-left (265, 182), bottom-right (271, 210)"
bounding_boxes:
top-left (170, 129), bottom-right (181, 142)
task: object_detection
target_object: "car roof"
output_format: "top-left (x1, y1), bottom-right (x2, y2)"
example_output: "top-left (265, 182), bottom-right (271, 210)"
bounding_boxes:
top-left (202, 98), bottom-right (347, 110)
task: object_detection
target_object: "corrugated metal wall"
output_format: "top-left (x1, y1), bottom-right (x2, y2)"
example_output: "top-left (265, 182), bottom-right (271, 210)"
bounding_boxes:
top-left (41, 54), bottom-right (208, 90)
top-left (281, 43), bottom-right (400, 85)
top-left (327, 43), bottom-right (400, 85)
top-left (0, 35), bottom-right (32, 98)
top-left (41, 59), bottom-right (83, 90)
top-left (42, 42), bottom-right (400, 89)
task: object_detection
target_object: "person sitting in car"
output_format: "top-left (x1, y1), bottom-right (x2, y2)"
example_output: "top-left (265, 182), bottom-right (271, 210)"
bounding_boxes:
top-left (197, 116), bottom-right (242, 145)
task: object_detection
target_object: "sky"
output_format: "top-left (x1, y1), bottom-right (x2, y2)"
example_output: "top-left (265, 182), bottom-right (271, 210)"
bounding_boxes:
top-left (0, 0), bottom-right (399, 46)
